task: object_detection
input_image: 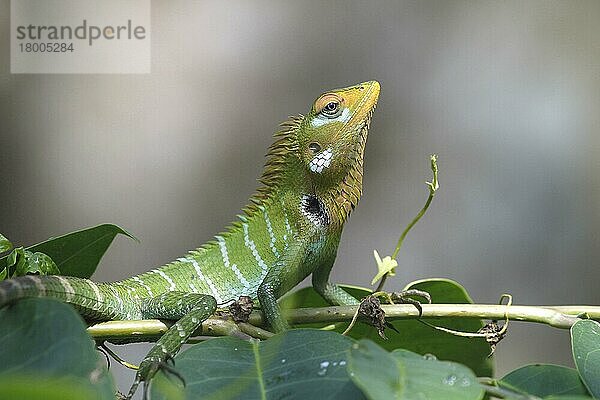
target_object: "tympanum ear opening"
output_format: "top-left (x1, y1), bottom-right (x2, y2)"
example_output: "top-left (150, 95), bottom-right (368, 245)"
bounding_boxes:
top-left (308, 142), bottom-right (322, 154)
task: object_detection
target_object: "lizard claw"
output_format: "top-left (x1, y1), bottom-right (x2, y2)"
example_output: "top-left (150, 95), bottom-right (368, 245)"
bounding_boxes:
top-left (126, 353), bottom-right (185, 400)
top-left (390, 289), bottom-right (432, 317)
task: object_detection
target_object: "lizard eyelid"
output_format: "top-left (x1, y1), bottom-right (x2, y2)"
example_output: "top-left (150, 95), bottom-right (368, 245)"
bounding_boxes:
top-left (315, 93), bottom-right (343, 118)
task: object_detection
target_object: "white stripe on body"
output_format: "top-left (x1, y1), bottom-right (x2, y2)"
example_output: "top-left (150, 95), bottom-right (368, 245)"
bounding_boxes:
top-left (123, 284), bottom-right (137, 301)
top-left (113, 283), bottom-right (134, 319)
top-left (263, 210), bottom-right (280, 258)
top-left (132, 276), bottom-right (154, 298)
top-left (87, 280), bottom-right (103, 303)
top-left (182, 257), bottom-right (224, 304)
top-left (242, 223), bottom-right (269, 282)
top-left (56, 276), bottom-right (74, 302)
top-left (155, 270), bottom-right (177, 292)
top-left (107, 285), bottom-right (124, 314)
top-left (216, 236), bottom-right (252, 291)
top-left (283, 209), bottom-right (293, 249)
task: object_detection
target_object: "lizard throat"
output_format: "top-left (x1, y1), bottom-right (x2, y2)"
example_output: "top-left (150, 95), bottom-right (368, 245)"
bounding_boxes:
top-left (320, 108), bottom-right (374, 226)
top-left (301, 194), bottom-right (330, 227)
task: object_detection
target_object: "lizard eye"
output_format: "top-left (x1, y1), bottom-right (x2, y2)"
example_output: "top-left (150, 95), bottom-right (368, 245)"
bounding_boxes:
top-left (321, 101), bottom-right (341, 118)
top-left (308, 142), bottom-right (321, 154)
top-left (314, 93), bottom-right (343, 118)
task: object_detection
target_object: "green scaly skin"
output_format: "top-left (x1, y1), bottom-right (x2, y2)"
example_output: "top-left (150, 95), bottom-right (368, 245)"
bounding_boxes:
top-left (0, 80), bottom-right (380, 398)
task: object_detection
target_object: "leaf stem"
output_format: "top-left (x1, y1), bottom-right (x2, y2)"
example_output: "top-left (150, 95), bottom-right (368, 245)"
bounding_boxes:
top-left (478, 377), bottom-right (540, 399)
top-left (375, 154), bottom-right (439, 292)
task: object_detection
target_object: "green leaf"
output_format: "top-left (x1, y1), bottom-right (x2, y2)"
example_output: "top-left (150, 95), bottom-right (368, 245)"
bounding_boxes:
top-left (571, 319), bottom-right (600, 398)
top-left (13, 250), bottom-right (31, 276)
top-left (15, 251), bottom-right (60, 276)
top-left (391, 279), bottom-right (493, 376)
top-left (0, 298), bottom-right (115, 400)
top-left (152, 329), bottom-right (365, 400)
top-left (0, 233), bottom-right (12, 253)
top-left (347, 340), bottom-right (484, 400)
top-left (0, 376), bottom-right (101, 400)
top-left (0, 224), bottom-right (136, 278)
top-left (499, 364), bottom-right (589, 397)
top-left (279, 278), bottom-right (493, 377)
top-left (5, 246), bottom-right (23, 269)
top-left (7, 247), bottom-right (27, 278)
top-left (2, 247), bottom-right (60, 279)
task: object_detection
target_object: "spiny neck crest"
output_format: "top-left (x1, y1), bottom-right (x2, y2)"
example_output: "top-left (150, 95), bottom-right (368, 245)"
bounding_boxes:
top-left (243, 114), bottom-right (303, 215)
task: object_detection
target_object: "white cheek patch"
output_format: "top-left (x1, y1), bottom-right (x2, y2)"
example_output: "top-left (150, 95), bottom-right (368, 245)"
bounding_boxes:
top-left (311, 107), bottom-right (351, 127)
top-left (309, 147), bottom-right (333, 173)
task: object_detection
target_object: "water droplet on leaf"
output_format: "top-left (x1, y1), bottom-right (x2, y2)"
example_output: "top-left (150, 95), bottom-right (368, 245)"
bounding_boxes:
top-left (443, 375), bottom-right (457, 386)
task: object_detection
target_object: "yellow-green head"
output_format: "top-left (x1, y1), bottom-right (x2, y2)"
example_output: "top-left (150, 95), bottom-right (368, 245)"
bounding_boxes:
top-left (253, 81), bottom-right (380, 225)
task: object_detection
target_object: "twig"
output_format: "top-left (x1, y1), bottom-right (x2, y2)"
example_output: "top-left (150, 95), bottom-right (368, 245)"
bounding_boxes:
top-left (237, 322), bottom-right (274, 339)
top-left (89, 316), bottom-right (255, 343)
top-left (87, 303), bottom-right (589, 343)
top-left (545, 306), bottom-right (600, 318)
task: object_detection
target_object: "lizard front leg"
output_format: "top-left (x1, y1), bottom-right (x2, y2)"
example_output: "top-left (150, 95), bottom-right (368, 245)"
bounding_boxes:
top-left (126, 292), bottom-right (217, 400)
top-left (257, 272), bottom-right (289, 333)
top-left (312, 251), bottom-right (359, 306)
top-left (258, 238), bottom-right (315, 333)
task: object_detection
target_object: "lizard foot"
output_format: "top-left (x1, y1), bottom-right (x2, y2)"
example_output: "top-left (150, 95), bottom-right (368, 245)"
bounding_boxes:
top-left (229, 295), bottom-right (254, 322)
top-left (126, 352), bottom-right (185, 400)
top-left (353, 290), bottom-right (432, 338)
top-left (359, 295), bottom-right (387, 339)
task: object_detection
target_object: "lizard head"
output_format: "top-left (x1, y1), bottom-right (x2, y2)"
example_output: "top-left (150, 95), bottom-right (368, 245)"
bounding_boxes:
top-left (298, 81), bottom-right (380, 185)
top-left (252, 81), bottom-right (379, 224)
top-left (296, 80), bottom-right (380, 222)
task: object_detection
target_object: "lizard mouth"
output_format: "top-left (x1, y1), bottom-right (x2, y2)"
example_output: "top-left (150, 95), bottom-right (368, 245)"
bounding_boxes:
top-left (360, 101), bottom-right (377, 138)
top-left (353, 80), bottom-right (379, 149)
top-left (346, 80), bottom-right (380, 130)
top-left (351, 98), bottom-right (377, 161)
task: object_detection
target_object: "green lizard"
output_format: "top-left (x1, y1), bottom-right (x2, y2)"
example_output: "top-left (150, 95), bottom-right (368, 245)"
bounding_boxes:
top-left (0, 80), bottom-right (380, 399)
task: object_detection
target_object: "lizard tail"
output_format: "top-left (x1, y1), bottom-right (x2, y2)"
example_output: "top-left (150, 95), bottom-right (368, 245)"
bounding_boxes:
top-left (0, 275), bottom-right (122, 320)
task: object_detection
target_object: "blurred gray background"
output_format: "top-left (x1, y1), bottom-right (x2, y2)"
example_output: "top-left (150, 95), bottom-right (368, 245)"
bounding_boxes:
top-left (1, 1), bottom-right (599, 396)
